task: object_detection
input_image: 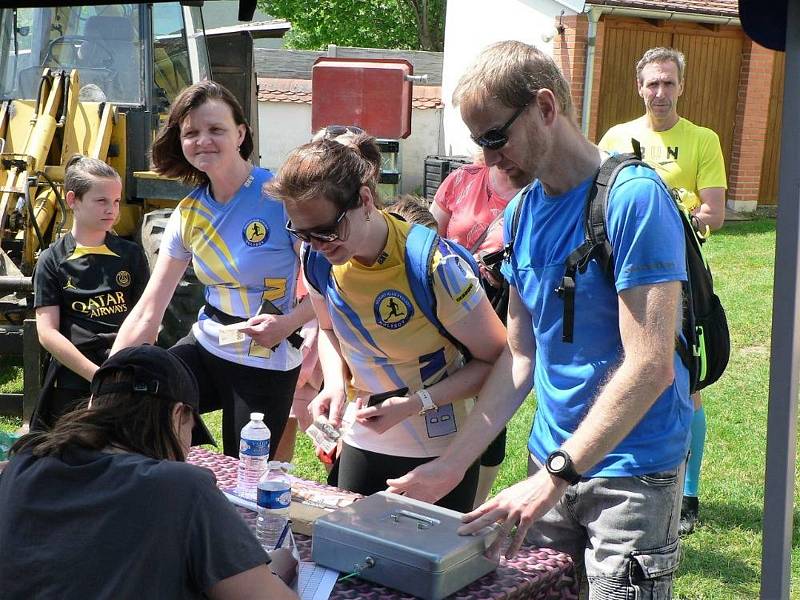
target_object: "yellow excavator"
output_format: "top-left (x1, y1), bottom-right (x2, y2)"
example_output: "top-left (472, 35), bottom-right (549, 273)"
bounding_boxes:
top-left (0, 1), bottom-right (260, 419)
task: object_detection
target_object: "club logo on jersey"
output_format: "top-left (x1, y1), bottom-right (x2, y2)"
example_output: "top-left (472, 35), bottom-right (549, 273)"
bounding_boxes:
top-left (243, 219), bottom-right (269, 247)
top-left (374, 289), bottom-right (414, 330)
top-left (116, 270), bottom-right (131, 287)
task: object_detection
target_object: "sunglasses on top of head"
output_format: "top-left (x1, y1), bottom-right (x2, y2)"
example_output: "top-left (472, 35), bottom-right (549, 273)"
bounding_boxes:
top-left (323, 125), bottom-right (365, 139)
top-left (285, 193), bottom-right (360, 243)
top-left (471, 92), bottom-right (537, 150)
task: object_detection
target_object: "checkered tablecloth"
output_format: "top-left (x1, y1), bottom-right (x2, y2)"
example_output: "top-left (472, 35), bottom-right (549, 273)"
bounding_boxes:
top-left (189, 447), bottom-right (577, 599)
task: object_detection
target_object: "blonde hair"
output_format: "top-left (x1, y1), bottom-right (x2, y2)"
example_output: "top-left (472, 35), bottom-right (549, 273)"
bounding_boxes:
top-left (389, 194), bottom-right (436, 230)
top-left (453, 40), bottom-right (574, 120)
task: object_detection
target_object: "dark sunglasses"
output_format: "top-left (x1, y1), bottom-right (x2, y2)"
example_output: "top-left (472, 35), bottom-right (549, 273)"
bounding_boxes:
top-left (285, 195), bottom-right (359, 243)
top-left (471, 97), bottom-right (535, 150)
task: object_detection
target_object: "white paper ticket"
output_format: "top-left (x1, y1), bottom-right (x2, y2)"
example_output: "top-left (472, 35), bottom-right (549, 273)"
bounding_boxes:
top-left (218, 321), bottom-right (249, 345)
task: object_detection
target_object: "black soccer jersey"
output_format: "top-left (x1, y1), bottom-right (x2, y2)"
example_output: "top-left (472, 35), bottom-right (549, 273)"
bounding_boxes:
top-left (33, 232), bottom-right (148, 352)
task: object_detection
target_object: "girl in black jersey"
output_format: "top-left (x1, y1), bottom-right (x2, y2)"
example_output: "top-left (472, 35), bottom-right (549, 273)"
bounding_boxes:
top-left (31, 155), bottom-right (148, 429)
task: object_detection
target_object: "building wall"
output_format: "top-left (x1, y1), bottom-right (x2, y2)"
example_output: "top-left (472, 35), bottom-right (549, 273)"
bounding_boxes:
top-left (257, 102), bottom-right (443, 196)
top-left (729, 40), bottom-right (775, 210)
top-left (257, 102), bottom-right (313, 172)
top-left (554, 12), bottom-right (777, 210)
top-left (441, 0), bottom-right (575, 155)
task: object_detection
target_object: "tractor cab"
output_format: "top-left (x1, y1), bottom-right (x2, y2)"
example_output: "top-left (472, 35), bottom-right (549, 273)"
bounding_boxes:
top-left (0, 4), bottom-right (211, 109)
top-left (0, 0), bottom-right (259, 428)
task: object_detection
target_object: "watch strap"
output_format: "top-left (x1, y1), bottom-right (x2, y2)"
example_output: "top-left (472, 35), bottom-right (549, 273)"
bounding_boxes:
top-left (416, 389), bottom-right (438, 415)
top-left (546, 449), bottom-right (582, 485)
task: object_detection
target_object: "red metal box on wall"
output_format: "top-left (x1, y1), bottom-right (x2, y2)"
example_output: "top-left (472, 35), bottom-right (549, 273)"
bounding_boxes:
top-left (311, 57), bottom-right (413, 139)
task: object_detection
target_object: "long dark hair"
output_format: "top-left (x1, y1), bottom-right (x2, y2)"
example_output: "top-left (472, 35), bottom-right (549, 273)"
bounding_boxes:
top-left (150, 80), bottom-right (254, 187)
top-left (12, 372), bottom-right (186, 461)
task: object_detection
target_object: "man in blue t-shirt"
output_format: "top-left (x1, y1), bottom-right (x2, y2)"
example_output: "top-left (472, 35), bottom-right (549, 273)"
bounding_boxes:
top-left (387, 41), bottom-right (692, 598)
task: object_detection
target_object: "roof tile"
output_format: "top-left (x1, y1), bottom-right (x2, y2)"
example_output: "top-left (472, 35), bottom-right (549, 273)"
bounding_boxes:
top-left (589, 0), bottom-right (738, 17)
top-left (257, 78), bottom-right (442, 109)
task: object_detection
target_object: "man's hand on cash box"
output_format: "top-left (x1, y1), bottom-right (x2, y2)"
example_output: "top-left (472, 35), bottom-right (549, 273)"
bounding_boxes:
top-left (459, 468), bottom-right (568, 559)
top-left (386, 457), bottom-right (464, 505)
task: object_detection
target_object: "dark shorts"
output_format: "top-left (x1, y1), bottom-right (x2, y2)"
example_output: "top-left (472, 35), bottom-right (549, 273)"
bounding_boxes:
top-left (170, 333), bottom-right (300, 458)
top-left (480, 427), bottom-right (507, 467)
top-left (330, 443), bottom-right (481, 513)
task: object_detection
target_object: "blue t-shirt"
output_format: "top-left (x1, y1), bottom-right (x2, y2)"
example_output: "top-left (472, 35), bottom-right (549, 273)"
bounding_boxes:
top-left (501, 165), bottom-right (692, 477)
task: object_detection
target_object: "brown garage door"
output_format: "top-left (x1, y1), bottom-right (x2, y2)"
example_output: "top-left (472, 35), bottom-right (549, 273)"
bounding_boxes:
top-left (596, 18), bottom-right (743, 175)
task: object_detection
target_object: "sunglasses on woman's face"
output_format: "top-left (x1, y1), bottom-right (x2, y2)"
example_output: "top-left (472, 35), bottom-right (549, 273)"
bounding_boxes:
top-left (286, 207), bottom-right (349, 242)
top-left (285, 194), bottom-right (361, 243)
top-left (470, 95), bottom-right (535, 150)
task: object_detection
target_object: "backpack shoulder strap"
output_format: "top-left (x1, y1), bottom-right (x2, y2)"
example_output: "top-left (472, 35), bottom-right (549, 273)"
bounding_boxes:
top-left (502, 182), bottom-right (534, 261)
top-left (405, 224), bottom-right (475, 353)
top-left (557, 152), bottom-right (647, 343)
top-left (585, 153), bottom-right (646, 269)
top-left (301, 243), bottom-right (332, 295)
top-left (405, 224), bottom-right (440, 330)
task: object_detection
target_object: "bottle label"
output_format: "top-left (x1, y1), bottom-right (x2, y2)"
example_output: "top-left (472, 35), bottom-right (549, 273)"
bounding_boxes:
top-left (258, 487), bottom-right (291, 509)
top-left (240, 438), bottom-right (270, 457)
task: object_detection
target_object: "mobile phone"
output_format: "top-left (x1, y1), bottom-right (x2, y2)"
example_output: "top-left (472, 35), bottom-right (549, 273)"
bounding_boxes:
top-left (367, 387), bottom-right (409, 408)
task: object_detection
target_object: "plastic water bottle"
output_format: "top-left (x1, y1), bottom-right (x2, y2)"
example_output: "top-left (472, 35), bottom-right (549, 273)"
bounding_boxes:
top-left (256, 461), bottom-right (292, 551)
top-left (236, 413), bottom-right (270, 500)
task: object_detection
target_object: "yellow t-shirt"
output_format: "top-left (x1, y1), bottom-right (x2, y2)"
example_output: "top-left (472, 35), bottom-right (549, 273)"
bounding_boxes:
top-left (317, 212), bottom-right (484, 458)
top-left (599, 117), bottom-right (727, 212)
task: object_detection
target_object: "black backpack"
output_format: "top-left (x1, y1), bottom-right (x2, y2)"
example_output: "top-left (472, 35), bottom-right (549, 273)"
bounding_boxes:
top-left (505, 153), bottom-right (730, 394)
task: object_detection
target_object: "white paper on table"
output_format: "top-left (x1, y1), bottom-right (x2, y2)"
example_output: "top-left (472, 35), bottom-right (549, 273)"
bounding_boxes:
top-left (296, 562), bottom-right (338, 600)
top-left (222, 490), bottom-right (258, 511)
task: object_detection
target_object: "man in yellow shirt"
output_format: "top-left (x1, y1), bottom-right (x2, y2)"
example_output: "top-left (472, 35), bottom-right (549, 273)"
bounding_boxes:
top-left (599, 47), bottom-right (727, 535)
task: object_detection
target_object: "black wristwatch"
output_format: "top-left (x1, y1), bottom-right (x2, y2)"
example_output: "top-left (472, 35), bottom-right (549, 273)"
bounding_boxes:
top-left (545, 449), bottom-right (582, 485)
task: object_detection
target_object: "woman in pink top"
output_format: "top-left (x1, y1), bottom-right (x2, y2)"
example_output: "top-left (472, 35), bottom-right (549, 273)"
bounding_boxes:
top-left (431, 152), bottom-right (531, 303)
top-left (431, 151), bottom-right (532, 508)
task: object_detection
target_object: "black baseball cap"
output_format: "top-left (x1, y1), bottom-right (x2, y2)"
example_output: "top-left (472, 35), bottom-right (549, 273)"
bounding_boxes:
top-left (90, 345), bottom-right (216, 447)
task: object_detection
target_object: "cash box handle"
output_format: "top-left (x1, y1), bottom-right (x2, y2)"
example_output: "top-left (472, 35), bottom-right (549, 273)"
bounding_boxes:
top-left (391, 510), bottom-right (440, 529)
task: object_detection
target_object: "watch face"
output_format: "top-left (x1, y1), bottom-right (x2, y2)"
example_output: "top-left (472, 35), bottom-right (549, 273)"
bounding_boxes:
top-left (549, 454), bottom-right (567, 471)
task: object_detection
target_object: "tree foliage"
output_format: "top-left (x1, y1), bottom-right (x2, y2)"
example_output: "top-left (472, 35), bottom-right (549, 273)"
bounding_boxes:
top-left (257, 0), bottom-right (445, 51)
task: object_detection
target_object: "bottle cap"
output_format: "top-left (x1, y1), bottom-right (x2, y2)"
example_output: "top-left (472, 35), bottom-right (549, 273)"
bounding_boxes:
top-left (267, 460), bottom-right (292, 472)
top-left (250, 412), bottom-right (264, 421)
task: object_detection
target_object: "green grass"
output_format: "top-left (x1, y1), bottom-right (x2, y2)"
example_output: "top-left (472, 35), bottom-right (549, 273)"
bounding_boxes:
top-left (0, 218), bottom-right (792, 597)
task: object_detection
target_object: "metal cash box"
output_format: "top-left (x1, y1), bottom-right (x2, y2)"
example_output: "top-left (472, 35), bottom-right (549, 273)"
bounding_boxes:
top-left (312, 491), bottom-right (499, 600)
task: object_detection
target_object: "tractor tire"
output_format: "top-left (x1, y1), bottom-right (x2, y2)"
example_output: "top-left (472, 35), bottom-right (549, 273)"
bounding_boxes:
top-left (139, 208), bottom-right (205, 348)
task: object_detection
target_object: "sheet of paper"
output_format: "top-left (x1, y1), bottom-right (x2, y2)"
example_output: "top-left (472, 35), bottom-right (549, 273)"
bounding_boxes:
top-left (218, 321), bottom-right (249, 345)
top-left (222, 489), bottom-right (257, 511)
top-left (296, 562), bottom-right (338, 600)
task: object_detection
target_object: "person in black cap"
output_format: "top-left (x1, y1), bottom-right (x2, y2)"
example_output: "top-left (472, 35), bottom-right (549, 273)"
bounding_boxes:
top-left (0, 345), bottom-right (298, 600)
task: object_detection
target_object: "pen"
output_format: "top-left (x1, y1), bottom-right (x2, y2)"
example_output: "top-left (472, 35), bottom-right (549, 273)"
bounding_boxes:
top-left (273, 519), bottom-right (291, 550)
